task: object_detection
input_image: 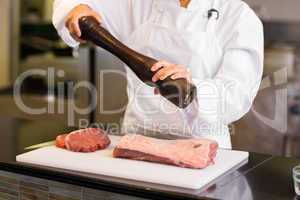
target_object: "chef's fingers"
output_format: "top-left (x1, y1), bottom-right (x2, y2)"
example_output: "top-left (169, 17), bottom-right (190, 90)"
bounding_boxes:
top-left (72, 17), bottom-right (83, 38)
top-left (170, 72), bottom-right (186, 80)
top-left (152, 64), bottom-right (180, 82)
top-left (176, 65), bottom-right (187, 71)
top-left (66, 17), bottom-right (81, 38)
top-left (171, 66), bottom-right (192, 81)
top-left (67, 19), bottom-right (79, 38)
top-left (161, 66), bottom-right (186, 81)
top-left (74, 35), bottom-right (87, 43)
top-left (66, 8), bottom-right (102, 42)
top-left (69, 29), bottom-right (86, 43)
top-left (151, 61), bottom-right (171, 72)
top-left (171, 71), bottom-right (192, 83)
top-left (69, 24), bottom-right (86, 43)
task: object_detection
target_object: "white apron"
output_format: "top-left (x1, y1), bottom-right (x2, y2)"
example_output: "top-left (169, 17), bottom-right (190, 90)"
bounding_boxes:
top-left (121, 0), bottom-right (232, 148)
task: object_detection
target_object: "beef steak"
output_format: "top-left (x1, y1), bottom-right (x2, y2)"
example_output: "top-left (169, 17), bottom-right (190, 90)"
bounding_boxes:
top-left (113, 135), bottom-right (218, 169)
top-left (55, 134), bottom-right (67, 148)
top-left (56, 128), bottom-right (110, 152)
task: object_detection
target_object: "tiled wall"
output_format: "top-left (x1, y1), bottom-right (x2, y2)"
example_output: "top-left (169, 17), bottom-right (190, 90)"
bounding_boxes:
top-left (0, 170), bottom-right (146, 200)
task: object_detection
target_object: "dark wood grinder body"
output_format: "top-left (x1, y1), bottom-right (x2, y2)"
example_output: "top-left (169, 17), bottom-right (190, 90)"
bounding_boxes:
top-left (79, 16), bottom-right (197, 108)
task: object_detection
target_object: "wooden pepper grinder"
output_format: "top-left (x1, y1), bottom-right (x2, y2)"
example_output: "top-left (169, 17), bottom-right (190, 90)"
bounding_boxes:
top-left (79, 16), bottom-right (197, 109)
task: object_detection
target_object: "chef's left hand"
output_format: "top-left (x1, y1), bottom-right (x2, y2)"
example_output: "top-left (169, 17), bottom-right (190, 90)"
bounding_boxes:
top-left (151, 61), bottom-right (192, 95)
top-left (151, 60), bottom-right (192, 83)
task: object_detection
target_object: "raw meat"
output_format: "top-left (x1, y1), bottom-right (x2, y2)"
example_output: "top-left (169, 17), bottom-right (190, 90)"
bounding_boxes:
top-left (55, 128), bottom-right (110, 152)
top-left (55, 134), bottom-right (67, 148)
top-left (113, 135), bottom-right (218, 169)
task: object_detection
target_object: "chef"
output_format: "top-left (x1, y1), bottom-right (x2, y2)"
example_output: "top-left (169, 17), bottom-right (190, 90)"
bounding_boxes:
top-left (53, 0), bottom-right (263, 149)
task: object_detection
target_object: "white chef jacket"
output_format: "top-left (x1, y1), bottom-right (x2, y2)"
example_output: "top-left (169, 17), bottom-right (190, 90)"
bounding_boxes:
top-left (53, 0), bottom-right (264, 149)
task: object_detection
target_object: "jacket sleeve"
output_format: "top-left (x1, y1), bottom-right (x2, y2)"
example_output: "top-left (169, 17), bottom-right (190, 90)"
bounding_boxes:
top-left (52, 0), bottom-right (95, 47)
top-left (52, 0), bottom-right (133, 47)
top-left (189, 3), bottom-right (264, 125)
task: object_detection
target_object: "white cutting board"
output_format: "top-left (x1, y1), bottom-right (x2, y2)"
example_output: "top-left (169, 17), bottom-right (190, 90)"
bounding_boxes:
top-left (17, 136), bottom-right (249, 189)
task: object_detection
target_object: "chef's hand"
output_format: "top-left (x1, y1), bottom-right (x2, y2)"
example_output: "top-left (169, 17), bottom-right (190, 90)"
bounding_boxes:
top-left (151, 61), bottom-right (192, 95)
top-left (65, 4), bottom-right (102, 43)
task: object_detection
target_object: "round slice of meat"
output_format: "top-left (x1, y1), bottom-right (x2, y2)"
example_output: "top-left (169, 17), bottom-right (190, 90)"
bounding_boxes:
top-left (65, 128), bottom-right (111, 152)
top-left (55, 134), bottom-right (68, 149)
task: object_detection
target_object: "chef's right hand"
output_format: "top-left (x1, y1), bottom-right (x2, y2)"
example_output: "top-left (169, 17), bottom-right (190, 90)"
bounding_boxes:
top-left (65, 4), bottom-right (102, 43)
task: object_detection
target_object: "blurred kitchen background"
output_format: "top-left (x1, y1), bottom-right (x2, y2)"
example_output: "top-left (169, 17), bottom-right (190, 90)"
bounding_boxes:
top-left (0, 0), bottom-right (300, 160)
